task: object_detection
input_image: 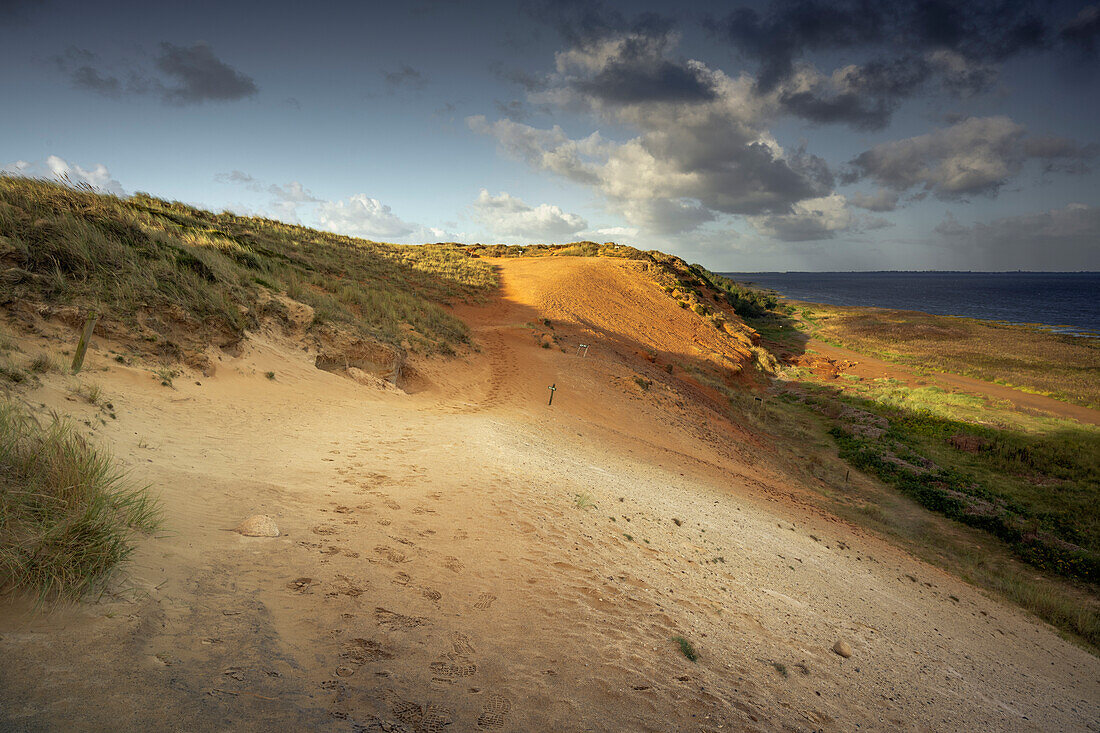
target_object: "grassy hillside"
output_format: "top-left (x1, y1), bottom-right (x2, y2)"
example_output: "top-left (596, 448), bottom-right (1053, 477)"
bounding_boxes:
top-left (0, 177), bottom-right (496, 361)
top-left (798, 304), bottom-right (1100, 409)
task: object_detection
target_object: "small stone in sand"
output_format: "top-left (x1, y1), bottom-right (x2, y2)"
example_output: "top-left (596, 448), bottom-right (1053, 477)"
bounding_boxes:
top-left (832, 640), bottom-right (853, 658)
top-left (236, 515), bottom-right (279, 537)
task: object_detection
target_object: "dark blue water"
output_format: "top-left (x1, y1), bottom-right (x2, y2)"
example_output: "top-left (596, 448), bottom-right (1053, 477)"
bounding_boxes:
top-left (719, 272), bottom-right (1100, 336)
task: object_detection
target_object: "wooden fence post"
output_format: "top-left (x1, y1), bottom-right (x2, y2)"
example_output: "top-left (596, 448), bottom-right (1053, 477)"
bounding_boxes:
top-left (71, 311), bottom-right (98, 374)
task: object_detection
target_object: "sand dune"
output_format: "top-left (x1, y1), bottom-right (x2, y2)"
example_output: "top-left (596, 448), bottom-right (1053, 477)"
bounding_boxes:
top-left (2, 257), bottom-right (1097, 732)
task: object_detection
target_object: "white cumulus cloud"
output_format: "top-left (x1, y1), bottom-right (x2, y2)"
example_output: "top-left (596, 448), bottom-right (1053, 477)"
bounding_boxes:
top-left (845, 116), bottom-right (1095, 199)
top-left (470, 189), bottom-right (587, 242)
top-left (315, 194), bottom-right (418, 240)
top-left (749, 194), bottom-right (852, 241)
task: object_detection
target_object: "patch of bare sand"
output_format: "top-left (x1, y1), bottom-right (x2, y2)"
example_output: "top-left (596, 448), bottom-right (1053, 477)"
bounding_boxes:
top-left (1, 257), bottom-right (1097, 732)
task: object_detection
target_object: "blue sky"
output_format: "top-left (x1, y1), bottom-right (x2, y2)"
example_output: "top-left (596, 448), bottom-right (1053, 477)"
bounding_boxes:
top-left (3, 0), bottom-right (1099, 270)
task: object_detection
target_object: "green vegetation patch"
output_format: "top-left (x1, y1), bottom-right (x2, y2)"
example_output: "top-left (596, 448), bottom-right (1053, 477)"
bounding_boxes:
top-left (802, 304), bottom-right (1100, 409)
top-left (786, 377), bottom-right (1100, 584)
top-left (0, 399), bottom-right (160, 599)
top-left (672, 635), bottom-right (698, 662)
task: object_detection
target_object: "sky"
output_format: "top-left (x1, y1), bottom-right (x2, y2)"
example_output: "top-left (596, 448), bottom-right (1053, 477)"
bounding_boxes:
top-left (2, 0), bottom-right (1099, 271)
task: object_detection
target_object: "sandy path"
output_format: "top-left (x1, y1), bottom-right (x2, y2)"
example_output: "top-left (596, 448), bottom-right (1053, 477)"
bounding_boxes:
top-left (2, 257), bottom-right (1097, 731)
top-left (806, 339), bottom-right (1100, 426)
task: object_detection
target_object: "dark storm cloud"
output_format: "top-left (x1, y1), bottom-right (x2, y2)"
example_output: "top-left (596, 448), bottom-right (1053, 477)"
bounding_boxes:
top-left (775, 54), bottom-right (944, 130)
top-left (843, 116), bottom-right (1096, 199)
top-left (1061, 4), bottom-right (1100, 54)
top-left (571, 33), bottom-right (717, 104)
top-left (527, 0), bottom-right (674, 47)
top-left (382, 64), bottom-right (428, 91)
top-left (778, 89), bottom-right (895, 130)
top-left (525, 1), bottom-right (710, 106)
top-left (713, 0), bottom-right (1048, 92)
top-left (708, 0), bottom-right (1053, 128)
top-left (52, 42), bottom-right (257, 105)
top-left (156, 42), bottom-right (257, 104)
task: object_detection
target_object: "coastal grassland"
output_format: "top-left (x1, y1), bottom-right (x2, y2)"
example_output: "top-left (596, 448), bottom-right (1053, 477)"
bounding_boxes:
top-left (0, 398), bottom-right (159, 599)
top-left (0, 177), bottom-right (496, 354)
top-left (798, 304), bottom-right (1100, 409)
top-left (714, 376), bottom-right (1100, 650)
top-left (808, 378), bottom-right (1099, 581)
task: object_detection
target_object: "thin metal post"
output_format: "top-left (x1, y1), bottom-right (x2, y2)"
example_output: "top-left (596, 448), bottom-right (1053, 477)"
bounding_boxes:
top-left (548, 383), bottom-right (557, 405)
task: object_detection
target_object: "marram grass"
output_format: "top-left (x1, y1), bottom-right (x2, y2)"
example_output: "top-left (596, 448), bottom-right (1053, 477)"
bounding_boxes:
top-left (0, 399), bottom-right (160, 600)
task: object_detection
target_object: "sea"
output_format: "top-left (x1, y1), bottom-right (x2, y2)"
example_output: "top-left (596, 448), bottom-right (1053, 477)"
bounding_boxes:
top-left (719, 272), bottom-right (1100, 337)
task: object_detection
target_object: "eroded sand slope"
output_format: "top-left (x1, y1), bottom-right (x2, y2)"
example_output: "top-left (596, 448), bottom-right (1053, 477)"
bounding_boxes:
top-left (1, 257), bottom-right (1097, 732)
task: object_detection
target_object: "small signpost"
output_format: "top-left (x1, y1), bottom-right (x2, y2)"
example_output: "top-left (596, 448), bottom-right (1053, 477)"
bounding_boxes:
top-left (547, 383), bottom-right (557, 405)
top-left (576, 344), bottom-right (589, 358)
top-left (71, 311), bottom-right (98, 375)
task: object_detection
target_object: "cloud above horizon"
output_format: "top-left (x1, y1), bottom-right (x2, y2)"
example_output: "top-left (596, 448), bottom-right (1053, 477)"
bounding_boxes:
top-left (844, 116), bottom-right (1095, 199)
top-left (471, 27), bottom-right (842, 237)
top-left (470, 189), bottom-right (587, 241)
top-left (53, 42), bottom-right (257, 105)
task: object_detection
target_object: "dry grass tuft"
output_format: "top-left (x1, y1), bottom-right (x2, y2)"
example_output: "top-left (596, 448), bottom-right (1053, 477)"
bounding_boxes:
top-left (0, 399), bottom-right (160, 599)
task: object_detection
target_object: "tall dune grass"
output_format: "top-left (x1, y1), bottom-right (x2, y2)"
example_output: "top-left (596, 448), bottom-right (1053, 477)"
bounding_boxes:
top-left (0, 176), bottom-right (496, 355)
top-left (0, 399), bottom-right (159, 599)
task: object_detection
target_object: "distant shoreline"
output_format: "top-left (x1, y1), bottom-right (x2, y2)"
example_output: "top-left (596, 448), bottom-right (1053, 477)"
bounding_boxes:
top-left (721, 271), bottom-right (1100, 337)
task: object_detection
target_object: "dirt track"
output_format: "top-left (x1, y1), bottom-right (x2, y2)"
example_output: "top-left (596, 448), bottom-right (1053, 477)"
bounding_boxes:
top-left (2, 257), bottom-right (1097, 732)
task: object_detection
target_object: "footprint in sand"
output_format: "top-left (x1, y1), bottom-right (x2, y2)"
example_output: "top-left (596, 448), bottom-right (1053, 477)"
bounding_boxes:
top-left (375, 545), bottom-right (408, 563)
top-left (430, 656), bottom-right (477, 683)
top-left (382, 690), bottom-right (452, 732)
top-left (312, 525), bottom-right (339, 536)
top-left (473, 593), bottom-right (496, 611)
top-left (322, 545), bottom-right (359, 558)
top-left (477, 694), bottom-right (513, 730)
top-left (327, 574), bottom-right (365, 598)
top-left (337, 638), bottom-right (392, 677)
top-left (443, 556), bottom-right (464, 573)
top-left (421, 587), bottom-right (442, 602)
top-left (393, 571), bottom-right (411, 586)
top-left (383, 499), bottom-right (402, 510)
top-left (375, 607), bottom-right (427, 629)
top-left (449, 631), bottom-right (475, 656)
